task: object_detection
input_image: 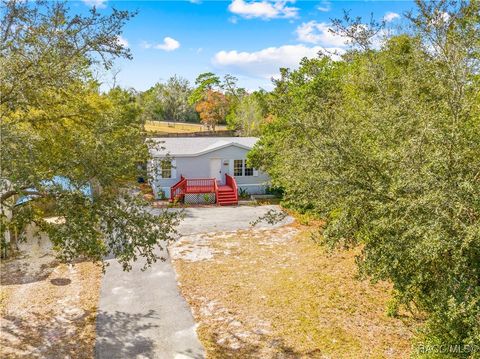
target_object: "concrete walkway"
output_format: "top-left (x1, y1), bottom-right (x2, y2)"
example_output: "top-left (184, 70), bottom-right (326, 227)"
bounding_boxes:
top-left (95, 205), bottom-right (291, 359)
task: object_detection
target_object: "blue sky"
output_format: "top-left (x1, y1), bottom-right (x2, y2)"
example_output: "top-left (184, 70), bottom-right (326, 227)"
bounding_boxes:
top-left (78, 0), bottom-right (416, 91)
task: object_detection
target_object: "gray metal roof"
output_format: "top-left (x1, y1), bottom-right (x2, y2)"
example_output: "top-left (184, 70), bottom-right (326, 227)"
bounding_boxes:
top-left (149, 137), bottom-right (259, 157)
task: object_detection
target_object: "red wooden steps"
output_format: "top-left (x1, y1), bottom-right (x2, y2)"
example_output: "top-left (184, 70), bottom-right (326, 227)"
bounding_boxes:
top-left (217, 185), bottom-right (238, 206)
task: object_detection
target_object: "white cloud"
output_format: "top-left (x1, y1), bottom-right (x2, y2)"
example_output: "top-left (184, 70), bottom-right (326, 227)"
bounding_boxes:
top-left (155, 37), bottom-right (180, 51)
top-left (228, 0), bottom-right (299, 20)
top-left (317, 0), bottom-right (331, 12)
top-left (116, 35), bottom-right (128, 48)
top-left (82, 0), bottom-right (107, 9)
top-left (295, 21), bottom-right (390, 49)
top-left (213, 44), bottom-right (344, 79)
top-left (384, 12), bottom-right (400, 22)
top-left (189, 0), bottom-right (202, 3)
top-left (142, 37), bottom-right (180, 52)
top-left (295, 21), bottom-right (347, 47)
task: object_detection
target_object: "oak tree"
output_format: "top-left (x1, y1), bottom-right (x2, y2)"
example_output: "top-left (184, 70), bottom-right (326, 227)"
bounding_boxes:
top-left (250, 0), bottom-right (480, 351)
top-left (0, 0), bottom-right (181, 270)
top-left (194, 89), bottom-right (229, 131)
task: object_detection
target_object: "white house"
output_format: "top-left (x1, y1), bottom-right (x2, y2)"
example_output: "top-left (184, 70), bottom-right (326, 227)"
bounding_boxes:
top-left (148, 137), bottom-right (269, 205)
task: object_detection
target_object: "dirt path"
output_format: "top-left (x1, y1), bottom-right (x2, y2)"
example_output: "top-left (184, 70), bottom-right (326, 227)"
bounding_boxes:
top-left (0, 232), bottom-right (101, 358)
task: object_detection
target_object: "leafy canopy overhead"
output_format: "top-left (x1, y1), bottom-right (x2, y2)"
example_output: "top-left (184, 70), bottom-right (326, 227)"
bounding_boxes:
top-left (0, 0), bottom-right (181, 270)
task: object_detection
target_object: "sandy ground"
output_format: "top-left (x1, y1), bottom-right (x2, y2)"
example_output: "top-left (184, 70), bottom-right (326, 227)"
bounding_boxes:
top-left (0, 227), bottom-right (101, 359)
top-left (171, 224), bottom-right (415, 358)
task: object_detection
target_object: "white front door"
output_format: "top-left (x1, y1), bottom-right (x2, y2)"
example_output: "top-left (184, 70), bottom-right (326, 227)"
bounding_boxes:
top-left (209, 158), bottom-right (222, 183)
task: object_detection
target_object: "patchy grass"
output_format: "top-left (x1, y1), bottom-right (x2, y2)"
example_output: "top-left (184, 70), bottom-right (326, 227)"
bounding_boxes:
top-left (0, 242), bottom-right (102, 358)
top-left (171, 225), bottom-right (416, 358)
top-left (254, 198), bottom-right (282, 206)
top-left (145, 120), bottom-right (227, 134)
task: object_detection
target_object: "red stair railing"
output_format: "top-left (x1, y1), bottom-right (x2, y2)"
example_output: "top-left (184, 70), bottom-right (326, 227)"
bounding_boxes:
top-left (170, 175), bottom-right (186, 202)
top-left (170, 177), bottom-right (217, 202)
top-left (184, 178), bottom-right (216, 193)
top-left (171, 176), bottom-right (237, 204)
top-left (213, 180), bottom-right (219, 205)
top-left (225, 174), bottom-right (239, 202)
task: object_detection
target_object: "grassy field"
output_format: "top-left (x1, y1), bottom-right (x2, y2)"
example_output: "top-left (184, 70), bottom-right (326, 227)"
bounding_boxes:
top-left (144, 121), bottom-right (228, 134)
top-left (171, 224), bottom-right (416, 358)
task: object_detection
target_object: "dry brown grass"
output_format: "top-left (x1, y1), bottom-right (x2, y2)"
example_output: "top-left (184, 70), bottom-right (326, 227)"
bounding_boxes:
top-left (0, 250), bottom-right (102, 358)
top-left (172, 225), bottom-right (415, 358)
top-left (145, 120), bottom-right (227, 134)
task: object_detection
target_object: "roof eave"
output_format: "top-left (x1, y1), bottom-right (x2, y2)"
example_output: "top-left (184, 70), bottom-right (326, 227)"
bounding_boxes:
top-left (151, 142), bottom-right (253, 158)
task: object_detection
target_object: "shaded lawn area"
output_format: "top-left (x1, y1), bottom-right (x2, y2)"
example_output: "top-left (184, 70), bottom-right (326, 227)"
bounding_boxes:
top-left (0, 245), bottom-right (101, 358)
top-left (171, 224), bottom-right (416, 358)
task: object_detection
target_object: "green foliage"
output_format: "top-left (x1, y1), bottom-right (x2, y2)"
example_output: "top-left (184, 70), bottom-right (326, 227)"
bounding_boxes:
top-left (202, 193), bottom-right (211, 203)
top-left (188, 72), bottom-right (221, 105)
top-left (227, 90), bottom-right (269, 135)
top-left (137, 84), bottom-right (164, 121)
top-left (249, 0), bottom-right (480, 353)
top-left (385, 296), bottom-right (400, 318)
top-left (250, 208), bottom-right (287, 227)
top-left (188, 72), bottom-right (247, 129)
top-left (138, 75), bottom-right (198, 122)
top-left (237, 187), bottom-right (249, 199)
top-left (265, 185), bottom-right (283, 197)
top-left (0, 0), bottom-right (181, 270)
top-left (157, 189), bottom-right (166, 200)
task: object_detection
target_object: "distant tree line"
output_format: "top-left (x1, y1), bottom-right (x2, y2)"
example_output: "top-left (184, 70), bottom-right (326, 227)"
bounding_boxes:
top-left (138, 72), bottom-right (269, 135)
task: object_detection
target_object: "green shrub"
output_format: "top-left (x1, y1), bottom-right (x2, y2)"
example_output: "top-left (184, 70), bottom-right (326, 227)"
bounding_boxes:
top-left (249, 1), bottom-right (480, 352)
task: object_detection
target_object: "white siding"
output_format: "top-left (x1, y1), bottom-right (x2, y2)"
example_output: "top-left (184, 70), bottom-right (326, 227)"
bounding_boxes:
top-left (150, 144), bottom-right (270, 199)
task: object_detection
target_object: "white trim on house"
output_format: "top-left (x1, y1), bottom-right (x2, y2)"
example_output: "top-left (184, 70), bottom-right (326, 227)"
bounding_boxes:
top-left (149, 137), bottom-right (258, 158)
top-left (154, 142), bottom-right (253, 158)
top-left (171, 159), bottom-right (177, 179)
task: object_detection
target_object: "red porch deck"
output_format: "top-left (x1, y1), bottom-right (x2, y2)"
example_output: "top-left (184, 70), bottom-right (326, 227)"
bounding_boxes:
top-left (170, 174), bottom-right (238, 205)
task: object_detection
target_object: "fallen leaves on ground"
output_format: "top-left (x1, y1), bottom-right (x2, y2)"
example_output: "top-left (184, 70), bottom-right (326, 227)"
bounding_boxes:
top-left (1, 242), bottom-right (101, 358)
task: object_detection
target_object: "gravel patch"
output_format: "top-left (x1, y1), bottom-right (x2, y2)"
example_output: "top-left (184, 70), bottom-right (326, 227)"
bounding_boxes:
top-left (171, 227), bottom-right (299, 262)
top-left (150, 205), bottom-right (293, 235)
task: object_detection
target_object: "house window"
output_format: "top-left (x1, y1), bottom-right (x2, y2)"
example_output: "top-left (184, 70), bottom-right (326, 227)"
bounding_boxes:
top-left (161, 160), bottom-right (172, 179)
top-left (234, 159), bottom-right (243, 176)
top-left (244, 162), bottom-right (254, 176)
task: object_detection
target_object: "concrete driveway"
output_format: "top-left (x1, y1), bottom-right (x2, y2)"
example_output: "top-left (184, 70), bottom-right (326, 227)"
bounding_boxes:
top-left (95, 205), bottom-right (291, 359)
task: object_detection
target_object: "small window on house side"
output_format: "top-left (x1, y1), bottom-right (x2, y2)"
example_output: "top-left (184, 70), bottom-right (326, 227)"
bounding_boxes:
top-left (161, 160), bottom-right (172, 179)
top-left (234, 159), bottom-right (243, 176)
top-left (244, 161), bottom-right (254, 176)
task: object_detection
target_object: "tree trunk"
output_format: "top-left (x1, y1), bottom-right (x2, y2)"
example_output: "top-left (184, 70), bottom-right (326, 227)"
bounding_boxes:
top-left (90, 178), bottom-right (103, 200)
top-left (9, 226), bottom-right (18, 254)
